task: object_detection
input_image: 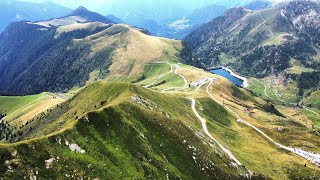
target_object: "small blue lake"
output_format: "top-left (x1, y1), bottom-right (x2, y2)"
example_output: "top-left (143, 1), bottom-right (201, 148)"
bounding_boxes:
top-left (211, 68), bottom-right (244, 87)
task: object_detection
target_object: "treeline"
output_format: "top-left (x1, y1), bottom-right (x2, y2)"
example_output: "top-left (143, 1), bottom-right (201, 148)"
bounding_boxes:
top-left (0, 119), bottom-right (33, 143)
top-left (0, 119), bottom-right (14, 142)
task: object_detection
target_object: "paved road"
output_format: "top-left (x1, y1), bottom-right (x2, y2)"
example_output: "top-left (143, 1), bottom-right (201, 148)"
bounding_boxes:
top-left (146, 70), bottom-right (247, 170)
top-left (188, 97), bottom-right (244, 167)
top-left (144, 67), bottom-right (320, 168)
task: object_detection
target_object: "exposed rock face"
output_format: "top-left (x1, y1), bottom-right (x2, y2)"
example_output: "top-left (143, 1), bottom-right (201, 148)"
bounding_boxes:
top-left (283, 0), bottom-right (320, 45)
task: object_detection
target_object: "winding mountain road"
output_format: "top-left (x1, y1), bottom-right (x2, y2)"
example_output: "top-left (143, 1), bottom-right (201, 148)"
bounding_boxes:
top-left (206, 79), bottom-right (320, 167)
top-left (143, 64), bottom-right (320, 169)
top-left (151, 68), bottom-right (248, 171)
top-left (145, 65), bottom-right (246, 169)
top-left (303, 107), bottom-right (319, 117)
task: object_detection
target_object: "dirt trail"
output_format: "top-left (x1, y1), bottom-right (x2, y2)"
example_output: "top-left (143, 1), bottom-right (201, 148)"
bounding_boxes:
top-left (143, 63), bottom-right (174, 88)
top-left (161, 64), bottom-right (189, 92)
top-left (252, 79), bottom-right (319, 117)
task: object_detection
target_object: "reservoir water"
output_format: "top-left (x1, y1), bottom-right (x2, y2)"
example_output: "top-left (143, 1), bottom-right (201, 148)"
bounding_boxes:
top-left (210, 68), bottom-right (244, 87)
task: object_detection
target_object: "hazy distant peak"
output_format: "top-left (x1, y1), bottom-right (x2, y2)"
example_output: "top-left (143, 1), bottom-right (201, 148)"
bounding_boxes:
top-left (74, 6), bottom-right (89, 12)
top-left (70, 6), bottom-right (92, 16)
top-left (69, 6), bottom-right (114, 24)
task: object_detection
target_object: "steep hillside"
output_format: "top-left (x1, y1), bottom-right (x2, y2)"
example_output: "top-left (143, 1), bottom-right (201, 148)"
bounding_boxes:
top-left (0, 92), bottom-right (66, 127)
top-left (183, 0), bottom-right (320, 78)
top-left (0, 13), bottom-right (179, 95)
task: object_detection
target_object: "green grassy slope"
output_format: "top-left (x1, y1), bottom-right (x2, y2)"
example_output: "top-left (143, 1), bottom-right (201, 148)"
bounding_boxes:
top-left (0, 93), bottom-right (46, 114)
top-left (0, 93), bottom-right (65, 126)
top-left (0, 82), bottom-right (251, 179)
top-left (1, 76), bottom-right (319, 179)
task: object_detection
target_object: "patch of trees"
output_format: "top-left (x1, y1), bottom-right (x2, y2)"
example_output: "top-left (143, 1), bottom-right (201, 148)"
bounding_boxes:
top-left (239, 45), bottom-right (291, 77)
top-left (131, 75), bottom-right (146, 83)
top-left (0, 110), bottom-right (48, 143)
top-left (0, 115), bottom-right (41, 143)
top-left (262, 102), bottom-right (285, 117)
top-left (298, 71), bottom-right (320, 90)
top-left (0, 120), bottom-right (14, 142)
top-left (0, 113), bottom-right (6, 119)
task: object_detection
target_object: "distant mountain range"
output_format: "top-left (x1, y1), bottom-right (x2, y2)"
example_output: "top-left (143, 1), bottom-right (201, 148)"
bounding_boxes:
top-left (0, 1), bottom-right (72, 32)
top-left (162, 4), bottom-right (227, 39)
top-left (102, 0), bottom-right (255, 23)
top-left (117, 4), bottom-right (227, 39)
top-left (106, 14), bottom-right (124, 23)
top-left (0, 0), bottom-right (276, 39)
top-left (117, 0), bottom-right (276, 39)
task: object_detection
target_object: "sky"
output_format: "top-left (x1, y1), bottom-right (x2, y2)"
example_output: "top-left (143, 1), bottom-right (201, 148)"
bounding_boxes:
top-left (17, 0), bottom-right (282, 12)
top-left (15, 0), bottom-right (286, 21)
